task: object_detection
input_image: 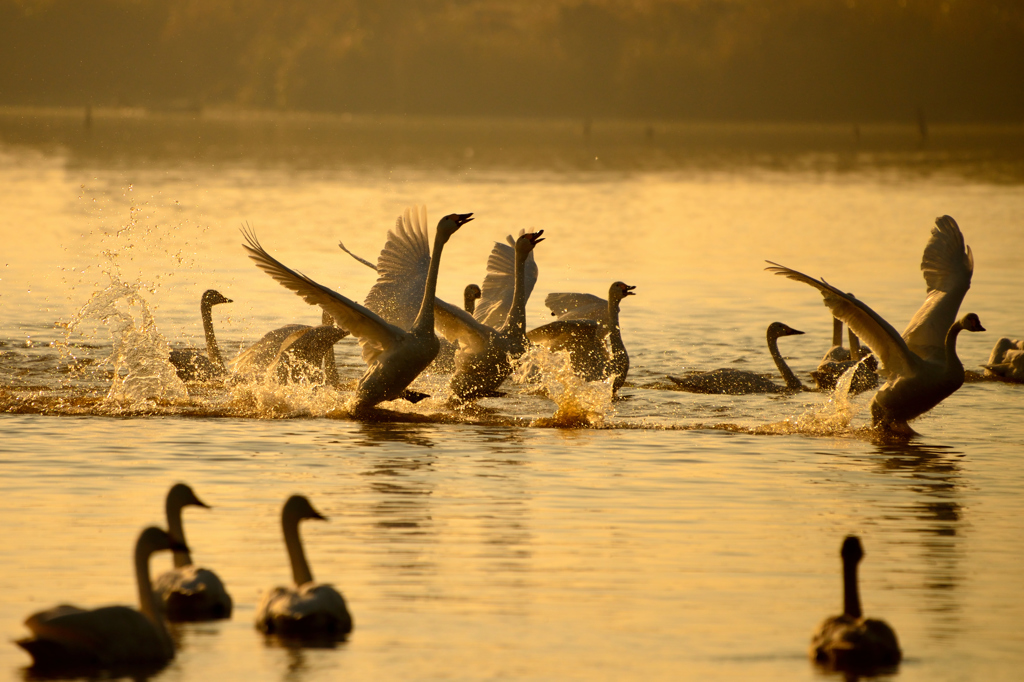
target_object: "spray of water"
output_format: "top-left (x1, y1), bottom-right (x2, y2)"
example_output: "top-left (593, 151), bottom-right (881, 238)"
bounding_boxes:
top-left (513, 345), bottom-right (614, 427)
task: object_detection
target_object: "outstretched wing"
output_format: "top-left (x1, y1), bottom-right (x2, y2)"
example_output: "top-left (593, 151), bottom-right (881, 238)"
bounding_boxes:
top-left (242, 227), bottom-right (404, 366)
top-left (474, 230), bottom-right (538, 328)
top-left (544, 292), bottom-right (610, 328)
top-left (363, 205), bottom-right (431, 331)
top-left (434, 299), bottom-right (491, 355)
top-left (765, 261), bottom-right (918, 378)
top-left (528, 319), bottom-right (606, 353)
top-left (901, 215), bottom-right (974, 364)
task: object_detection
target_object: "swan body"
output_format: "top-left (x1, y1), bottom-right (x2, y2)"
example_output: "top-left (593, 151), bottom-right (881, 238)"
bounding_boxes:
top-left (667, 322), bottom-right (805, 394)
top-left (243, 212), bottom-right (472, 412)
top-left (528, 282), bottom-right (636, 392)
top-left (813, 327), bottom-right (879, 393)
top-left (168, 289), bottom-right (232, 381)
top-left (767, 215), bottom-right (983, 431)
top-left (984, 338), bottom-right (1024, 381)
top-left (256, 495), bottom-right (352, 639)
top-left (811, 536), bottom-right (901, 671)
top-left (153, 483), bottom-right (232, 621)
top-left (17, 527), bottom-right (183, 670)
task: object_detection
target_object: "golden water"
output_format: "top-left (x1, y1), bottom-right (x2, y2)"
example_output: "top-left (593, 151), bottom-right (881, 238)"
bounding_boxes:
top-left (2, 110), bottom-right (1024, 680)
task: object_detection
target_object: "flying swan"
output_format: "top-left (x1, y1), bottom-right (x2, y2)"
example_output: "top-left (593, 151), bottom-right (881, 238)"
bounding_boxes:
top-left (153, 483), bottom-right (233, 621)
top-left (242, 212), bottom-right (472, 413)
top-left (255, 495), bottom-right (353, 639)
top-left (767, 215), bottom-right (984, 433)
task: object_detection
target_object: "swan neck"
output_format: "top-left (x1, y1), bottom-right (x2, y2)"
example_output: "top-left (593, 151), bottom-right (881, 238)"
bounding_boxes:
top-left (768, 331), bottom-right (802, 390)
top-left (283, 515), bottom-right (315, 586)
top-left (135, 541), bottom-right (173, 653)
top-left (165, 497), bottom-right (193, 568)
top-left (832, 318), bottom-right (843, 348)
top-left (201, 300), bottom-right (225, 370)
top-left (412, 230), bottom-right (447, 333)
top-left (502, 249), bottom-right (529, 334)
top-left (945, 321), bottom-right (965, 369)
top-left (607, 297), bottom-right (624, 347)
top-left (842, 556), bottom-right (862, 619)
top-left (848, 330), bottom-right (861, 362)
top-left (464, 292), bottom-right (476, 315)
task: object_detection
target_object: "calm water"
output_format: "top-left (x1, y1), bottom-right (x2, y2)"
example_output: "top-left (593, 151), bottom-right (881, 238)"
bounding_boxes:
top-left (2, 109), bottom-right (1024, 681)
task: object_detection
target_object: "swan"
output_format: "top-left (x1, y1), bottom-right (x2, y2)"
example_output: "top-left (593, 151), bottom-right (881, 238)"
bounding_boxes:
top-left (231, 309), bottom-right (345, 385)
top-left (153, 483), bottom-right (232, 621)
top-left (255, 495), bottom-right (352, 639)
top-left (820, 316), bottom-right (852, 364)
top-left (168, 289), bottom-right (232, 381)
top-left (667, 322), bottom-right (806, 394)
top-left (528, 282), bottom-right (636, 392)
top-left (17, 527), bottom-right (183, 670)
top-left (811, 536), bottom-right (901, 671)
top-left (242, 212), bottom-right (472, 413)
top-left (983, 337), bottom-right (1024, 381)
top-left (813, 326), bottom-right (880, 393)
top-left (767, 215), bottom-right (984, 432)
top-left (266, 322), bottom-right (349, 387)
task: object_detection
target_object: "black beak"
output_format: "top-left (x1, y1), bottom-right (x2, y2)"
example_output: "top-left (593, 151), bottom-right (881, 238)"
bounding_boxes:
top-left (624, 284), bottom-right (636, 296)
top-left (453, 213), bottom-right (474, 226)
top-left (171, 539), bottom-right (190, 553)
top-left (530, 229), bottom-right (545, 244)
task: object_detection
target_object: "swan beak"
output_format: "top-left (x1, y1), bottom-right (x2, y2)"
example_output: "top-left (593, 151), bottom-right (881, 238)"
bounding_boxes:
top-left (529, 230), bottom-right (545, 245)
top-left (452, 213), bottom-right (474, 226)
top-left (623, 285), bottom-right (636, 296)
top-left (171, 539), bottom-right (190, 553)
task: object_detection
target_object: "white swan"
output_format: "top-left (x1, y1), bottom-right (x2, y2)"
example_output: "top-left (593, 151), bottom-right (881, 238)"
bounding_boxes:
top-left (767, 215), bottom-right (984, 432)
top-left (242, 212), bottom-right (472, 413)
top-left (811, 536), bottom-right (901, 671)
top-left (667, 322), bottom-right (806, 394)
top-left (168, 289), bottom-right (232, 381)
top-left (984, 337), bottom-right (1024, 381)
top-left (821, 316), bottom-right (852, 364)
top-left (528, 282), bottom-right (636, 393)
top-left (255, 495), bottom-right (352, 639)
top-left (17, 527), bottom-right (182, 670)
top-left (153, 483), bottom-right (233, 621)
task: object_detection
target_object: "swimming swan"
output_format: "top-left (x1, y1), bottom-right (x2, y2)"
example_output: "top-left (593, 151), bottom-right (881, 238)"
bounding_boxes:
top-left (983, 337), bottom-right (1024, 381)
top-left (667, 322), bottom-right (806, 394)
top-left (153, 483), bottom-right (232, 621)
top-left (767, 215), bottom-right (984, 432)
top-left (17, 527), bottom-right (184, 670)
top-left (811, 536), bottom-right (901, 671)
top-left (464, 283), bottom-right (483, 314)
top-left (528, 282), bottom-right (636, 392)
top-left (242, 212), bottom-right (472, 412)
top-left (255, 495), bottom-right (352, 639)
top-left (168, 289), bottom-right (232, 381)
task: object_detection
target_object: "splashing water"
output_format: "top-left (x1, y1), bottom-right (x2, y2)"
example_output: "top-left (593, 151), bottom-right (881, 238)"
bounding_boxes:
top-left (63, 278), bottom-right (188, 404)
top-left (513, 346), bottom-right (614, 427)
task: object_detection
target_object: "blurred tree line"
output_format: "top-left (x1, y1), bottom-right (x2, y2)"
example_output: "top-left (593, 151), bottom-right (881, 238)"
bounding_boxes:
top-left (1, 0), bottom-right (1021, 121)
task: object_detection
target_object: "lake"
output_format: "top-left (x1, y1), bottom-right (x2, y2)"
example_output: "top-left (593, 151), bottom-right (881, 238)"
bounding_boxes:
top-left (1, 108), bottom-right (1023, 681)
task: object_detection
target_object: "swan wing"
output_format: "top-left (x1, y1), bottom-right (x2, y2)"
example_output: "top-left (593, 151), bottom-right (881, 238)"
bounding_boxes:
top-left (23, 605), bottom-right (166, 664)
top-left (766, 262), bottom-right (918, 378)
top-left (337, 240), bottom-right (379, 271)
top-left (242, 228), bottom-right (404, 367)
top-left (528, 319), bottom-right (606, 350)
top-left (544, 292), bottom-right (610, 326)
top-left (363, 205), bottom-right (431, 331)
top-left (434, 299), bottom-right (491, 355)
top-left (230, 324), bottom-right (311, 374)
top-left (901, 215), bottom-right (974, 364)
top-left (474, 230), bottom-right (539, 327)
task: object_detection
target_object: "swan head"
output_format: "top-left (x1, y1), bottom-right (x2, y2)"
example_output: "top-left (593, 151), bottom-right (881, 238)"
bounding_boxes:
top-left (167, 483), bottom-right (210, 511)
top-left (514, 230), bottom-right (545, 256)
top-left (767, 322), bottom-right (805, 339)
top-left (841, 535), bottom-right (864, 566)
top-left (202, 290), bottom-right (233, 307)
top-left (283, 495), bottom-right (328, 524)
top-left (609, 282), bottom-right (636, 302)
top-left (959, 312), bottom-right (985, 333)
top-left (137, 526), bottom-right (189, 557)
top-left (464, 284), bottom-right (482, 302)
top-left (436, 213), bottom-right (474, 240)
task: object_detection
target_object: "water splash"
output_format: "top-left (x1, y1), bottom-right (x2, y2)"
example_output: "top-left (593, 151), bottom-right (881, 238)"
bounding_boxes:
top-left (513, 346), bottom-right (614, 427)
top-left (62, 277), bottom-right (188, 405)
top-left (752, 363), bottom-right (867, 436)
